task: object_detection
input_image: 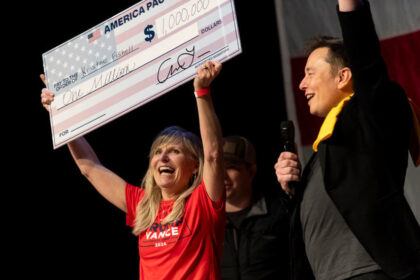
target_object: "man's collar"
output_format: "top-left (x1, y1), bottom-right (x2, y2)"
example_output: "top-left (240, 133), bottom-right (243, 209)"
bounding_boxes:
top-left (313, 93), bottom-right (354, 152)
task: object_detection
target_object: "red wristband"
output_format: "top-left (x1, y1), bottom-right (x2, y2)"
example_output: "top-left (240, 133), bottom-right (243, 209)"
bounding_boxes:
top-left (194, 87), bottom-right (211, 97)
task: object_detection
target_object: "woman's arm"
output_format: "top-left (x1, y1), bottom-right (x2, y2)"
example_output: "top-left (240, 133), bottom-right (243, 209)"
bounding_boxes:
top-left (193, 62), bottom-right (224, 202)
top-left (41, 74), bottom-right (127, 212)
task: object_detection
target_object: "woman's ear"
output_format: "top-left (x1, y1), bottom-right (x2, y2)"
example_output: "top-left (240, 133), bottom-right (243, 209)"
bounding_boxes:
top-left (192, 160), bottom-right (199, 175)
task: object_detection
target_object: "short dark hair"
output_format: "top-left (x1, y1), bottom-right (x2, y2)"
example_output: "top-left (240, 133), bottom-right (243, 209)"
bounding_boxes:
top-left (304, 36), bottom-right (350, 75)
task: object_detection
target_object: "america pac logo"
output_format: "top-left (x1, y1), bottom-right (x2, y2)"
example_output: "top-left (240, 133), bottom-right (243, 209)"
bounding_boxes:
top-left (103, 0), bottom-right (165, 36)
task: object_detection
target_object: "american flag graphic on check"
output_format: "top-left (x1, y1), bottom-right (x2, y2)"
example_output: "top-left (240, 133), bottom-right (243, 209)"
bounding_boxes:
top-left (88, 29), bottom-right (102, 43)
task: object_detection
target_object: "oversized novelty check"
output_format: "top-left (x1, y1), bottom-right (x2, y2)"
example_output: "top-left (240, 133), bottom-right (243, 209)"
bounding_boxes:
top-left (43, 0), bottom-right (241, 149)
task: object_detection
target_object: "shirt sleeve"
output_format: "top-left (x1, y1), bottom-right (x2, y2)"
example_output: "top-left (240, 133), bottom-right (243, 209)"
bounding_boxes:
top-left (191, 178), bottom-right (226, 226)
top-left (125, 183), bottom-right (145, 227)
top-left (337, 2), bottom-right (389, 104)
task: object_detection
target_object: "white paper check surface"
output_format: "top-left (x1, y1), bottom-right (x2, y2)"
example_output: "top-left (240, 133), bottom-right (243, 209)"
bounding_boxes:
top-left (43, 0), bottom-right (241, 149)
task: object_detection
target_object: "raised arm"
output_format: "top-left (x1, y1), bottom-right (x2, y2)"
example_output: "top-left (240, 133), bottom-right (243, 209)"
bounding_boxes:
top-left (337, 0), bottom-right (391, 104)
top-left (40, 75), bottom-right (127, 212)
top-left (193, 62), bottom-right (224, 202)
top-left (66, 138), bottom-right (127, 212)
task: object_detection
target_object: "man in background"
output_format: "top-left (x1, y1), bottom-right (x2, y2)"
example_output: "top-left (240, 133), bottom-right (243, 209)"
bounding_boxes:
top-left (222, 136), bottom-right (290, 280)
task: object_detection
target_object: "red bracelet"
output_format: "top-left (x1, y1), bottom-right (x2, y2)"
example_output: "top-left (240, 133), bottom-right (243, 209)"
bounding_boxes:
top-left (194, 87), bottom-right (211, 97)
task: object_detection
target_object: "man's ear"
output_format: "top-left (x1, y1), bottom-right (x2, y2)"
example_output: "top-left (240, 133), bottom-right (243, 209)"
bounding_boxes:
top-left (337, 67), bottom-right (353, 90)
top-left (248, 164), bottom-right (257, 180)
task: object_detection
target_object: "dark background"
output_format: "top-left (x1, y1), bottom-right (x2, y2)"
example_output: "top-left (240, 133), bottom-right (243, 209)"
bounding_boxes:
top-left (11, 0), bottom-right (287, 278)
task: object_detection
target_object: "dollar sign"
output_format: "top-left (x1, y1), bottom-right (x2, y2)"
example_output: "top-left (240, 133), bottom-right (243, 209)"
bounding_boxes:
top-left (144, 25), bottom-right (155, 43)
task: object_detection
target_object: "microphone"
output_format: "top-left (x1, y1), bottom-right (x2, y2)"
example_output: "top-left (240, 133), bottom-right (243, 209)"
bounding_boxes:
top-left (280, 121), bottom-right (295, 153)
top-left (280, 121), bottom-right (297, 197)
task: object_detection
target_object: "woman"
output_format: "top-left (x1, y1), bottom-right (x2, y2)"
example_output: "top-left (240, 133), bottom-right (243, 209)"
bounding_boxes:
top-left (40, 61), bottom-right (226, 279)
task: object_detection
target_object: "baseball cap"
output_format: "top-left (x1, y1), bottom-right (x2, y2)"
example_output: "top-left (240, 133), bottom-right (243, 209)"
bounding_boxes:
top-left (223, 136), bottom-right (256, 165)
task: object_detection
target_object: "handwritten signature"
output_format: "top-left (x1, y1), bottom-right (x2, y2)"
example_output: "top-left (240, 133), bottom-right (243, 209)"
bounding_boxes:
top-left (157, 46), bottom-right (195, 84)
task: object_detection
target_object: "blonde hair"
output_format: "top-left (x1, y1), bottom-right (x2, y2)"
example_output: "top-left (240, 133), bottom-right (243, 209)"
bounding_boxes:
top-left (132, 126), bottom-right (204, 236)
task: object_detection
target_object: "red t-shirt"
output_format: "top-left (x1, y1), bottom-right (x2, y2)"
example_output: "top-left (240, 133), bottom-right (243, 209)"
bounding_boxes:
top-left (125, 179), bottom-right (226, 280)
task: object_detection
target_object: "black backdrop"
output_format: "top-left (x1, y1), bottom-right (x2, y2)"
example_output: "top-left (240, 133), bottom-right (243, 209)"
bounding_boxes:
top-left (11, 0), bottom-right (287, 278)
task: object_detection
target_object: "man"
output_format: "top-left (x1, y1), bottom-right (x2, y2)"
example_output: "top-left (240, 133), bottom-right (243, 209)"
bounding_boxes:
top-left (221, 136), bottom-right (289, 280)
top-left (275, 1), bottom-right (420, 280)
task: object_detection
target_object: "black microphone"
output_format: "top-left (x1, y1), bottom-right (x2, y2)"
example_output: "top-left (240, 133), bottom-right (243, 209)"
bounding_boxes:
top-left (280, 121), bottom-right (297, 197)
top-left (280, 121), bottom-right (295, 153)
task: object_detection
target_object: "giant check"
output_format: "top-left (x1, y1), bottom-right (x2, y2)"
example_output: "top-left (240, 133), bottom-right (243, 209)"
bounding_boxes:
top-left (43, 0), bottom-right (241, 149)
